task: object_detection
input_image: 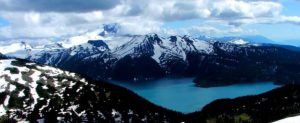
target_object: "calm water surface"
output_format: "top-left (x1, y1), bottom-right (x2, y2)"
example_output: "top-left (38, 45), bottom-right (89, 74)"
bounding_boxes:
top-left (111, 78), bottom-right (280, 113)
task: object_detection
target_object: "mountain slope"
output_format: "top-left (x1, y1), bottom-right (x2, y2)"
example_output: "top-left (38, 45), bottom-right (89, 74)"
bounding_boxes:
top-left (28, 34), bottom-right (215, 81)
top-left (0, 59), bottom-right (183, 122)
top-left (187, 85), bottom-right (300, 123)
top-left (28, 33), bottom-right (300, 87)
top-left (193, 42), bottom-right (300, 87)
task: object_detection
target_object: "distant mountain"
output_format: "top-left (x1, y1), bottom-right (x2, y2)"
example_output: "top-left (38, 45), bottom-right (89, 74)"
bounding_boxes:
top-left (278, 39), bottom-right (300, 47)
top-left (28, 34), bottom-right (215, 81)
top-left (215, 35), bottom-right (276, 44)
top-left (0, 42), bottom-right (33, 59)
top-left (0, 58), bottom-right (183, 122)
top-left (200, 35), bottom-right (300, 52)
top-left (27, 32), bottom-right (300, 87)
top-left (0, 24), bottom-right (113, 58)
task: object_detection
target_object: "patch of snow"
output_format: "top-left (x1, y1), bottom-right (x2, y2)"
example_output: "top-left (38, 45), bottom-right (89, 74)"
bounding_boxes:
top-left (26, 63), bottom-right (36, 66)
top-left (42, 85), bottom-right (48, 89)
top-left (113, 35), bottom-right (146, 58)
top-left (9, 84), bottom-right (16, 92)
top-left (103, 36), bottom-right (133, 50)
top-left (193, 39), bottom-right (214, 54)
top-left (29, 70), bottom-right (42, 110)
top-left (274, 115), bottom-right (300, 123)
top-left (112, 109), bottom-right (122, 123)
top-left (152, 43), bottom-right (163, 63)
top-left (229, 39), bottom-right (248, 45)
top-left (4, 95), bottom-right (10, 106)
top-left (18, 89), bottom-right (25, 97)
top-left (0, 105), bottom-right (6, 116)
top-left (76, 86), bottom-right (83, 93)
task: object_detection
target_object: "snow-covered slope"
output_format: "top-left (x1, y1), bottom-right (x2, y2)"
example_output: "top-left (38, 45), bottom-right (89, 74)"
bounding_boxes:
top-left (29, 33), bottom-right (215, 63)
top-left (32, 32), bottom-right (299, 82)
top-left (28, 33), bottom-right (216, 80)
top-left (0, 59), bottom-right (182, 122)
top-left (0, 59), bottom-right (88, 121)
top-left (111, 34), bottom-right (214, 63)
top-left (24, 24), bottom-right (300, 83)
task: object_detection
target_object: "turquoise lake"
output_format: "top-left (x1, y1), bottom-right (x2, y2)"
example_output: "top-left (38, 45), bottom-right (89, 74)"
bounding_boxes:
top-left (111, 78), bottom-right (280, 113)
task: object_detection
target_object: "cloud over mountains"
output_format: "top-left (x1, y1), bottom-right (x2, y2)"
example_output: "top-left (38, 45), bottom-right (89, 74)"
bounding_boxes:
top-left (0, 0), bottom-right (299, 39)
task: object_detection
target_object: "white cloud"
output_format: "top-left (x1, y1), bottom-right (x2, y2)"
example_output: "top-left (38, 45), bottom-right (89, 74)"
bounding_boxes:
top-left (0, 0), bottom-right (299, 39)
top-left (280, 16), bottom-right (300, 25)
top-left (162, 24), bottom-right (257, 37)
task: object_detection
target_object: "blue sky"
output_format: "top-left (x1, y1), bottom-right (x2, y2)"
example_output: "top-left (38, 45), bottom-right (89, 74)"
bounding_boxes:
top-left (0, 17), bottom-right (9, 27)
top-left (161, 0), bottom-right (300, 41)
top-left (0, 0), bottom-right (300, 42)
top-left (254, 0), bottom-right (300, 41)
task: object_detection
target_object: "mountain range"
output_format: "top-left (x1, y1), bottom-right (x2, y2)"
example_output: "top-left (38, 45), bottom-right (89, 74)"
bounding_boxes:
top-left (10, 24), bottom-right (297, 87)
top-left (2, 24), bottom-right (300, 88)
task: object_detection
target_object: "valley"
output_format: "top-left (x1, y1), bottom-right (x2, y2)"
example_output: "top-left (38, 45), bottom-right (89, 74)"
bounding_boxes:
top-left (111, 78), bottom-right (280, 113)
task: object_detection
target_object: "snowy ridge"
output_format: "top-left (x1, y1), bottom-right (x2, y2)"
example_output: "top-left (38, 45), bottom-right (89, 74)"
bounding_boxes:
top-left (28, 33), bottom-right (215, 65)
top-left (111, 34), bottom-right (214, 63)
top-left (229, 39), bottom-right (248, 45)
top-left (0, 24), bottom-right (117, 59)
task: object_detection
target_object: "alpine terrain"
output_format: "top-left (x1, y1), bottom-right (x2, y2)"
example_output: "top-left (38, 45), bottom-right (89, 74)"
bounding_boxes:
top-left (22, 24), bottom-right (300, 87)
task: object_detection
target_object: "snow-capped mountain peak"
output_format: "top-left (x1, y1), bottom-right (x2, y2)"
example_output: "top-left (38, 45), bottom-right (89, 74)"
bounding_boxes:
top-left (229, 39), bottom-right (249, 45)
top-left (68, 40), bottom-right (109, 56)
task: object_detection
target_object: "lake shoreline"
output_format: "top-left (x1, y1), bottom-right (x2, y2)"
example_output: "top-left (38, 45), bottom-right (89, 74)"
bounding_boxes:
top-left (109, 78), bottom-right (281, 113)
